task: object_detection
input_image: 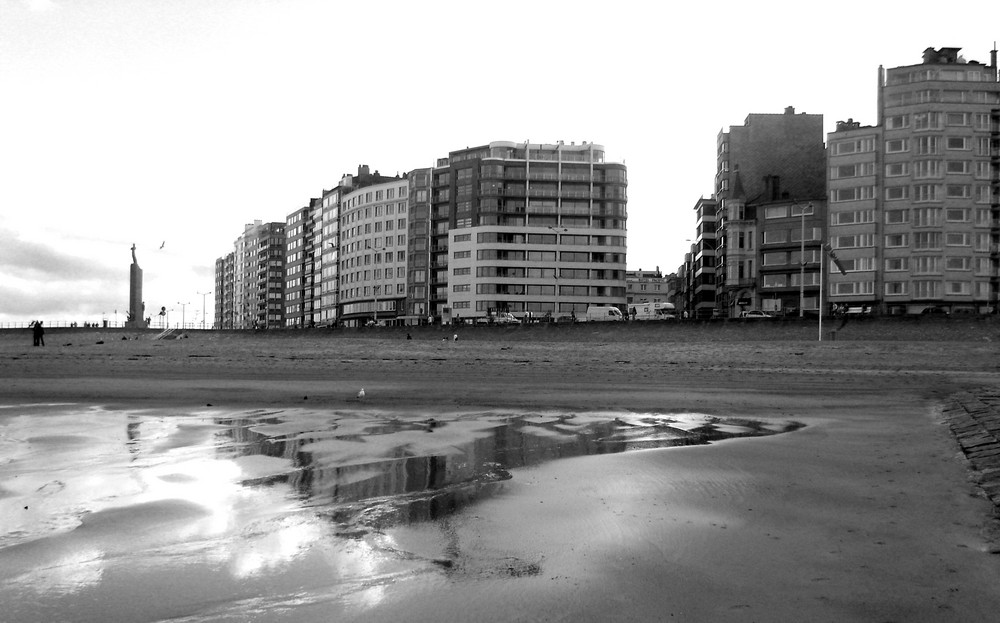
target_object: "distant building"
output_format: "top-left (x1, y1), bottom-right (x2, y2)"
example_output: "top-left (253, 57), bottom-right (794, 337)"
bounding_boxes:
top-left (227, 220), bottom-right (286, 330)
top-left (214, 253), bottom-right (234, 329)
top-left (685, 196), bottom-right (718, 318)
top-left (827, 46), bottom-right (1000, 314)
top-left (626, 269), bottom-right (670, 306)
top-left (715, 107), bottom-right (828, 316)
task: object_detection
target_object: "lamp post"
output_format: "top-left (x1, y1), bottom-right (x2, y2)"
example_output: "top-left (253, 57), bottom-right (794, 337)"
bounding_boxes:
top-left (197, 291), bottom-right (211, 329)
top-left (177, 301), bottom-right (190, 329)
top-left (547, 226), bottom-right (567, 320)
top-left (372, 247), bottom-right (386, 325)
top-left (797, 202), bottom-right (813, 318)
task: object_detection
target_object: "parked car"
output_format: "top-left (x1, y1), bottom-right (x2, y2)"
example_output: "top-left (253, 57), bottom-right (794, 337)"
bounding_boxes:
top-left (920, 306), bottom-right (949, 316)
top-left (739, 310), bottom-right (774, 319)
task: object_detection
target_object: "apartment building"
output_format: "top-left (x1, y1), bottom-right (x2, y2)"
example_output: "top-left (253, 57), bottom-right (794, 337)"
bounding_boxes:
top-left (687, 196), bottom-right (718, 318)
top-left (214, 252), bottom-right (234, 329)
top-left (433, 141), bottom-right (628, 322)
top-left (337, 175), bottom-right (410, 327)
top-left (283, 198), bottom-right (321, 328)
top-left (228, 220), bottom-right (285, 330)
top-left (715, 107), bottom-right (827, 317)
top-left (828, 46), bottom-right (1000, 314)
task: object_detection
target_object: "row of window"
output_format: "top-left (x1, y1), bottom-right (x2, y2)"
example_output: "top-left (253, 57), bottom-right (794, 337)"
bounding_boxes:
top-left (831, 207), bottom-right (992, 226)
top-left (835, 231), bottom-right (989, 249)
top-left (833, 184), bottom-right (995, 203)
top-left (883, 89), bottom-right (1000, 107)
top-left (836, 160), bottom-right (996, 179)
top-left (834, 280), bottom-right (991, 297)
top-left (832, 134), bottom-right (997, 156)
top-left (453, 285), bottom-right (628, 297)
top-left (885, 111), bottom-right (995, 130)
top-left (339, 267), bottom-right (406, 284)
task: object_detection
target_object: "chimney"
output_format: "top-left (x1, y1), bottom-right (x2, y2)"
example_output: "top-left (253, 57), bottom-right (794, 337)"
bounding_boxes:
top-left (784, 106), bottom-right (795, 115)
top-left (358, 164), bottom-right (370, 177)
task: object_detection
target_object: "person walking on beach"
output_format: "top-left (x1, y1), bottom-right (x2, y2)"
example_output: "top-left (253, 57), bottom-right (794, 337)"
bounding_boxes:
top-left (31, 320), bottom-right (45, 346)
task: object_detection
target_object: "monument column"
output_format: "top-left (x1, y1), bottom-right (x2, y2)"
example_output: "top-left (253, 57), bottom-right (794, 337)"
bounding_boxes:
top-left (125, 244), bottom-right (148, 328)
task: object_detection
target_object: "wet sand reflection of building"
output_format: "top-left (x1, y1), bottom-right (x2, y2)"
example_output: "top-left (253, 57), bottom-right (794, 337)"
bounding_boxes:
top-left (214, 412), bottom-right (802, 531)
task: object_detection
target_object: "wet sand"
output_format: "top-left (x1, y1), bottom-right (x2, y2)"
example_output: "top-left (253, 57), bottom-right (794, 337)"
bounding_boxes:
top-left (2, 323), bottom-right (1000, 621)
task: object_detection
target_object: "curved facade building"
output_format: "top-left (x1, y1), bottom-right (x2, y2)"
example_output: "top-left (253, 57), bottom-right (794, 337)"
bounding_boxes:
top-left (337, 176), bottom-right (410, 326)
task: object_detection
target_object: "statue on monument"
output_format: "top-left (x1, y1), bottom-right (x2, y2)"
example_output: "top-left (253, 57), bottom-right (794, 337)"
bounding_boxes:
top-left (126, 243), bottom-right (147, 328)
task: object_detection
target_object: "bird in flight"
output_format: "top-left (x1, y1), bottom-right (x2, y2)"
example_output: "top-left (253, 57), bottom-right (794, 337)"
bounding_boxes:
top-left (159, 241), bottom-right (165, 249)
top-left (357, 388), bottom-right (366, 399)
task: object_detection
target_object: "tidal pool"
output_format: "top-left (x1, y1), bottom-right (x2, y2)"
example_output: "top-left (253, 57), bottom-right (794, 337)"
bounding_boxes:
top-left (0, 404), bottom-right (802, 622)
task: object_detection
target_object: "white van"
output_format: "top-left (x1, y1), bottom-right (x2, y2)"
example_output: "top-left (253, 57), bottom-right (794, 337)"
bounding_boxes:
top-left (584, 305), bottom-right (624, 322)
top-left (632, 302), bottom-right (677, 321)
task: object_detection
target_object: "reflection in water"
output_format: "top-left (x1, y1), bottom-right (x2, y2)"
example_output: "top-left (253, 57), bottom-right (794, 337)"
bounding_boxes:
top-left (0, 405), bottom-right (801, 621)
top-left (217, 410), bottom-right (803, 534)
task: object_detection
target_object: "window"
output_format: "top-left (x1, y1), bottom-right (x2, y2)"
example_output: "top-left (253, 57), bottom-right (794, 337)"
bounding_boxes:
top-left (913, 280), bottom-right (941, 298)
top-left (946, 257), bottom-right (971, 271)
top-left (885, 282), bottom-right (908, 296)
top-left (831, 186), bottom-right (875, 202)
top-left (946, 136), bottom-right (970, 150)
top-left (885, 139), bottom-right (909, 153)
top-left (835, 234), bottom-right (875, 248)
top-left (913, 207), bottom-right (941, 227)
top-left (947, 281), bottom-right (971, 295)
top-left (913, 112), bottom-right (941, 130)
top-left (885, 257), bottom-right (909, 271)
top-left (885, 162), bottom-right (909, 177)
top-left (946, 208), bottom-right (970, 222)
top-left (886, 114), bottom-right (909, 129)
top-left (914, 232), bottom-right (942, 249)
top-left (916, 136), bottom-right (940, 154)
top-left (453, 267), bottom-right (471, 276)
top-left (763, 230), bottom-right (788, 244)
top-left (762, 274), bottom-right (788, 288)
top-left (764, 205), bottom-right (789, 218)
top-left (453, 250), bottom-right (471, 259)
top-left (946, 233), bottom-right (970, 246)
top-left (454, 233), bottom-right (471, 242)
top-left (453, 284), bottom-right (470, 292)
top-left (832, 210), bottom-right (875, 225)
top-left (763, 252), bottom-right (787, 266)
top-left (885, 209), bottom-right (909, 224)
top-left (885, 233), bottom-right (908, 248)
top-left (914, 185), bottom-right (940, 202)
top-left (946, 112), bottom-right (969, 126)
top-left (946, 185), bottom-right (971, 198)
top-left (834, 281), bottom-right (875, 295)
top-left (946, 161), bottom-right (971, 174)
top-left (914, 160), bottom-right (941, 178)
top-left (913, 256), bottom-right (941, 274)
top-left (834, 137), bottom-right (876, 154)
top-left (885, 186), bottom-right (909, 201)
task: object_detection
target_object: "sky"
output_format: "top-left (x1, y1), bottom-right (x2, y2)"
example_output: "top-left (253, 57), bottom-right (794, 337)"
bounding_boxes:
top-left (1, 0), bottom-right (997, 327)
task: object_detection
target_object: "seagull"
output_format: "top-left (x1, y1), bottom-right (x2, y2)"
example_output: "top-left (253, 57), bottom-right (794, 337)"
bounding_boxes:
top-left (159, 241), bottom-right (165, 249)
top-left (357, 388), bottom-right (365, 399)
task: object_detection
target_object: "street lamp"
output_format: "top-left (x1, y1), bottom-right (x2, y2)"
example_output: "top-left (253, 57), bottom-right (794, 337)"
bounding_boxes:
top-left (547, 226), bottom-right (567, 320)
top-left (372, 247), bottom-right (387, 325)
top-left (177, 301), bottom-right (190, 329)
top-left (197, 291), bottom-right (211, 329)
top-left (798, 202), bottom-right (814, 318)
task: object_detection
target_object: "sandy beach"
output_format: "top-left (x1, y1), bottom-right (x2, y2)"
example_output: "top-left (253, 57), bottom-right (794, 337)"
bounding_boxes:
top-left (2, 320), bottom-right (1000, 622)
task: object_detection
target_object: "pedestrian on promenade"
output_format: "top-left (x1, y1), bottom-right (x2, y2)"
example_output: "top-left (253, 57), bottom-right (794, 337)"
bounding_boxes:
top-left (31, 320), bottom-right (45, 346)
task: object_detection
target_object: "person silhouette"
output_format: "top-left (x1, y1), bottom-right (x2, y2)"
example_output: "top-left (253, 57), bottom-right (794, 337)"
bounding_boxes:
top-left (31, 320), bottom-right (45, 346)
